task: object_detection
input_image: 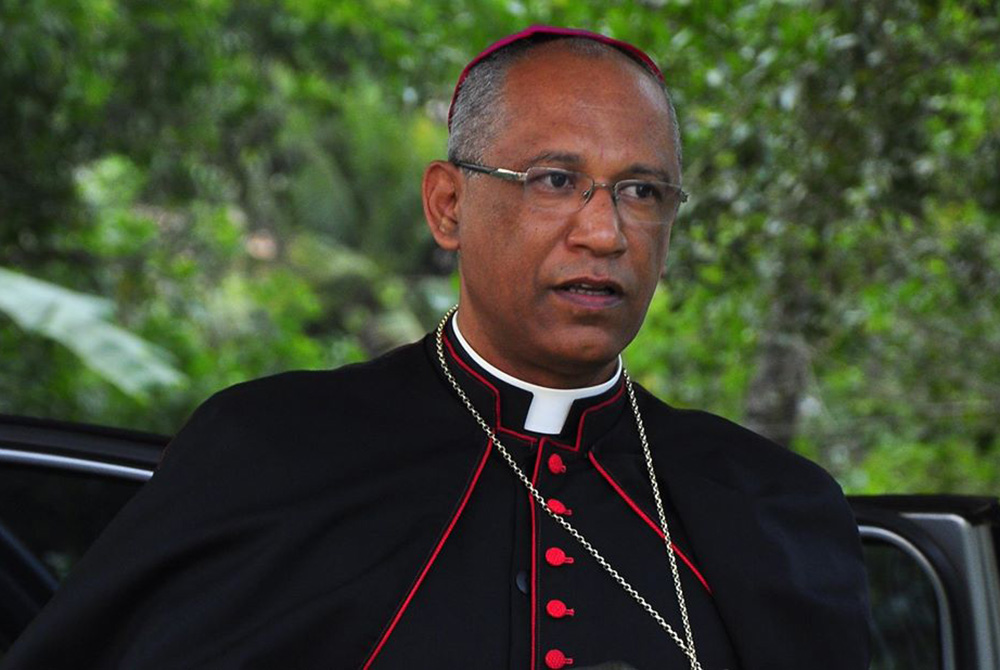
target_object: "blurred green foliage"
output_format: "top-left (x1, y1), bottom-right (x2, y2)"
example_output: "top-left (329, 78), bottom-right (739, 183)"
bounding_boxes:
top-left (0, 0), bottom-right (997, 494)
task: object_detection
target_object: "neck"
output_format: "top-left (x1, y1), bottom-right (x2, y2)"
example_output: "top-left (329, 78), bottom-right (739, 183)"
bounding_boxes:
top-left (452, 316), bottom-right (621, 435)
top-left (454, 313), bottom-right (620, 389)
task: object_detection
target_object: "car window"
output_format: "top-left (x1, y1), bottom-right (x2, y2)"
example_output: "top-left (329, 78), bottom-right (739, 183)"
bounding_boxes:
top-left (0, 464), bottom-right (143, 581)
top-left (864, 535), bottom-right (948, 670)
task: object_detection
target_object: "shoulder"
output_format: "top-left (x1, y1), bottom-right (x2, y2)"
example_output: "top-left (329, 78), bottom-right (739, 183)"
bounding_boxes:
top-left (159, 337), bottom-right (446, 471)
top-left (634, 386), bottom-right (844, 497)
top-left (146, 333), bottom-right (481, 530)
top-left (632, 388), bottom-right (869, 662)
top-left (202, 337), bottom-right (433, 416)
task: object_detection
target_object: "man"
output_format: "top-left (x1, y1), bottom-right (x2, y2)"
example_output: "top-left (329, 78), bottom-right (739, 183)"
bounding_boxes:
top-left (3, 27), bottom-right (870, 669)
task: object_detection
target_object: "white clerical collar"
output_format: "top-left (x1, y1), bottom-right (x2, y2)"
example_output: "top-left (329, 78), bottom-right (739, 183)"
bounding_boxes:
top-left (452, 315), bottom-right (622, 435)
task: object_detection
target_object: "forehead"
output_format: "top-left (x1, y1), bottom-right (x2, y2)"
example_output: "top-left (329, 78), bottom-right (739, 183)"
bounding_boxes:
top-left (489, 43), bottom-right (678, 175)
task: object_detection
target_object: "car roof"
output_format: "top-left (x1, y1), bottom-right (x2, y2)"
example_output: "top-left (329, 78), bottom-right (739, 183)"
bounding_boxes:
top-left (0, 414), bottom-right (167, 475)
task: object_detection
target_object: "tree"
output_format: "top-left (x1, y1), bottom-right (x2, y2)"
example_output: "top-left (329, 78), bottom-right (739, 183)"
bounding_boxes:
top-left (1, 0), bottom-right (996, 492)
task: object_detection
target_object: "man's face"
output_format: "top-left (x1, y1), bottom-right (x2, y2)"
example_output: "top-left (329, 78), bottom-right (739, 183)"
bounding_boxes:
top-left (451, 44), bottom-right (680, 387)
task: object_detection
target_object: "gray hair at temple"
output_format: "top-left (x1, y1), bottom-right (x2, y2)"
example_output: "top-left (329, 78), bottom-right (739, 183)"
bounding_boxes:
top-left (447, 36), bottom-right (683, 168)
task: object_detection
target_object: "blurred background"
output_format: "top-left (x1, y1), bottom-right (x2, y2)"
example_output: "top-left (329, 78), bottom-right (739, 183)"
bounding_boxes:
top-left (1, 0), bottom-right (997, 493)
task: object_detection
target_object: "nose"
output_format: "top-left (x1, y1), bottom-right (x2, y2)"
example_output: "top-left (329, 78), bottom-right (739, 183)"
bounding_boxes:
top-left (565, 183), bottom-right (627, 256)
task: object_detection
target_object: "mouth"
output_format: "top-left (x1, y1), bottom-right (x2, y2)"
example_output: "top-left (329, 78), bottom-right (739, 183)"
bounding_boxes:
top-left (553, 278), bottom-right (624, 308)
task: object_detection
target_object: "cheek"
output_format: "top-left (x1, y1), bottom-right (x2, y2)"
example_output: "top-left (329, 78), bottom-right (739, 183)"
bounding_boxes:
top-left (471, 212), bottom-right (549, 271)
top-left (460, 222), bottom-right (539, 294)
top-left (632, 226), bottom-right (671, 272)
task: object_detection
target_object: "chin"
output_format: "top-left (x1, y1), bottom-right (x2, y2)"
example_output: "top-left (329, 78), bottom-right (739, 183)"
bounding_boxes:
top-left (564, 323), bottom-right (634, 356)
top-left (546, 336), bottom-right (625, 374)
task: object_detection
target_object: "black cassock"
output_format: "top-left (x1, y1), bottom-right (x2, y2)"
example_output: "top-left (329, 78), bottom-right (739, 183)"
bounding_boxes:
top-left (4, 322), bottom-right (870, 669)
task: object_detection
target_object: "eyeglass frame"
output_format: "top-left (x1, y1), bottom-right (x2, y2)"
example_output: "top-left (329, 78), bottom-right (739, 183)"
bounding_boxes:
top-left (452, 160), bottom-right (689, 224)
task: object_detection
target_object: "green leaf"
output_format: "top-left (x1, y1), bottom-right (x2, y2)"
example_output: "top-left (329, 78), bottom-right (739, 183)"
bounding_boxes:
top-left (0, 267), bottom-right (185, 400)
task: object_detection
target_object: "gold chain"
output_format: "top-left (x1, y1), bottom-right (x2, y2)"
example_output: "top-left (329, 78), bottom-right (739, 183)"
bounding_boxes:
top-left (435, 307), bottom-right (701, 669)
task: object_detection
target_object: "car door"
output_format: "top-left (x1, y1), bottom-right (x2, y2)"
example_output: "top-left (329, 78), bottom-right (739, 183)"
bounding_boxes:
top-left (851, 495), bottom-right (1000, 670)
top-left (0, 415), bottom-right (162, 653)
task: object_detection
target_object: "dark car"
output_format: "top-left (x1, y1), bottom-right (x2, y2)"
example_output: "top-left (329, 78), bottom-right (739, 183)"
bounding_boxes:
top-left (1, 414), bottom-right (998, 668)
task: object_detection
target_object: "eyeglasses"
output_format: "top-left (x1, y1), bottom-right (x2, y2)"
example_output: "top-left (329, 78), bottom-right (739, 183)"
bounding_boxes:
top-left (454, 161), bottom-right (688, 226)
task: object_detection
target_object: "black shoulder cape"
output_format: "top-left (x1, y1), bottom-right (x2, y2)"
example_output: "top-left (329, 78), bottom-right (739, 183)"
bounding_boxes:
top-left (3, 333), bottom-right (870, 669)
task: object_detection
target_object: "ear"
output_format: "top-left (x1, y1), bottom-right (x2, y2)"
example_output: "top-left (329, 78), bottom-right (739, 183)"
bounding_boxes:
top-left (422, 160), bottom-right (463, 251)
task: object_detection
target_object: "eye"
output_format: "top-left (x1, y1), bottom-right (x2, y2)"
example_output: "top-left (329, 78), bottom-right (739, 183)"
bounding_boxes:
top-left (618, 180), bottom-right (666, 202)
top-left (526, 168), bottom-right (578, 194)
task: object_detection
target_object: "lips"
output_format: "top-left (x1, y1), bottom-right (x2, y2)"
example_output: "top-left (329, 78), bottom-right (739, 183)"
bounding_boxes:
top-left (560, 283), bottom-right (617, 296)
top-left (555, 277), bottom-right (623, 294)
top-left (553, 278), bottom-right (624, 307)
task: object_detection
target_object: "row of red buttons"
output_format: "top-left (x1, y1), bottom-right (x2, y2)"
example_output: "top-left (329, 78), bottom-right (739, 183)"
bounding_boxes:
top-left (547, 456), bottom-right (571, 517)
top-left (544, 452), bottom-right (574, 668)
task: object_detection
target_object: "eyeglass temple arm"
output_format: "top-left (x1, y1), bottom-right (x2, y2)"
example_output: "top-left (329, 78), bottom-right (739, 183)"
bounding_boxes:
top-left (454, 162), bottom-right (527, 183)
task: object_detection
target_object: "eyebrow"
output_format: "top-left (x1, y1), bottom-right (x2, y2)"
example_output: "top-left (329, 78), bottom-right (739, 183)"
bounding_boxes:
top-left (524, 152), bottom-right (678, 184)
top-left (623, 163), bottom-right (677, 184)
top-left (524, 151), bottom-right (584, 167)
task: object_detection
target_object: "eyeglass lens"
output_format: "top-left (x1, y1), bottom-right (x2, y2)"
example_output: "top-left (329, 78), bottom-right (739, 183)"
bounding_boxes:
top-left (523, 167), bottom-right (679, 224)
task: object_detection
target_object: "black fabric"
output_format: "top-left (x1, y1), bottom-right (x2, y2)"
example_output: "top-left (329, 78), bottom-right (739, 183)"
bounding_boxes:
top-left (2, 328), bottom-right (870, 669)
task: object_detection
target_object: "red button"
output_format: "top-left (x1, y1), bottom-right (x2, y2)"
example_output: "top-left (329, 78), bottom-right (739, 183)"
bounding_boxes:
top-left (545, 649), bottom-right (574, 669)
top-left (547, 453), bottom-right (567, 474)
top-left (547, 499), bottom-right (572, 516)
top-left (545, 547), bottom-right (575, 567)
top-left (546, 599), bottom-right (575, 618)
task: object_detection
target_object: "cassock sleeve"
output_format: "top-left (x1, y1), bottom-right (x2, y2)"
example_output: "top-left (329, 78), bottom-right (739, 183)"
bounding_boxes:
top-left (2, 360), bottom-right (477, 670)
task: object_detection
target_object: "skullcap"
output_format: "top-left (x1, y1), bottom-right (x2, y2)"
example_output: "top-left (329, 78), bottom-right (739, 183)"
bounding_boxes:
top-left (447, 25), bottom-right (664, 129)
